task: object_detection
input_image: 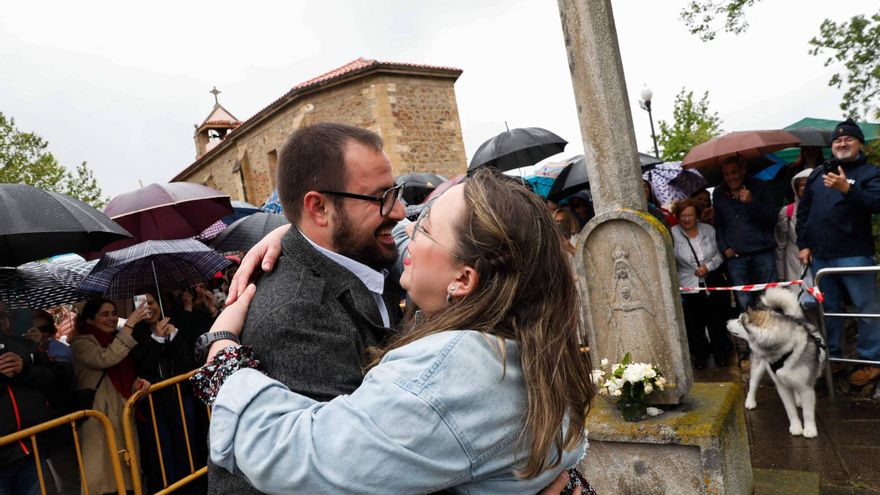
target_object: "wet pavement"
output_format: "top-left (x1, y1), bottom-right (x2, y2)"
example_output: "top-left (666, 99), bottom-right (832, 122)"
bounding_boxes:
top-left (694, 360), bottom-right (880, 494)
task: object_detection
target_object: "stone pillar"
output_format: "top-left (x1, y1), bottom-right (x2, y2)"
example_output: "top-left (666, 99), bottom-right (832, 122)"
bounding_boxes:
top-left (557, 0), bottom-right (691, 403)
top-left (557, 2), bottom-right (753, 493)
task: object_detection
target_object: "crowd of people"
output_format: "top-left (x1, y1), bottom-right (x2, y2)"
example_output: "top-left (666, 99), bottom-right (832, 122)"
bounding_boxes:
top-left (0, 117), bottom-right (877, 495)
top-left (547, 118), bottom-right (880, 383)
top-left (0, 269), bottom-right (235, 495)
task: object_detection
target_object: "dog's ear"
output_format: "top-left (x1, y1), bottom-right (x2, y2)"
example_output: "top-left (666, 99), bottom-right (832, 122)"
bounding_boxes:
top-left (746, 307), bottom-right (768, 327)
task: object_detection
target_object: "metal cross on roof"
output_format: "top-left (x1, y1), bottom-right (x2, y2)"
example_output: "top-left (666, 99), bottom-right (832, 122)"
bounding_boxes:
top-left (210, 86), bottom-right (221, 105)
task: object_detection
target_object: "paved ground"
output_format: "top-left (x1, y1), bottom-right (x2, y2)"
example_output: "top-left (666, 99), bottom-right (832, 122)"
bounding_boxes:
top-left (694, 360), bottom-right (880, 494)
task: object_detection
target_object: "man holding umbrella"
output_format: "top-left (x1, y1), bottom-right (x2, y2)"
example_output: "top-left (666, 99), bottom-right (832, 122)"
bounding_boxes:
top-left (713, 155), bottom-right (778, 311)
top-left (797, 119), bottom-right (880, 386)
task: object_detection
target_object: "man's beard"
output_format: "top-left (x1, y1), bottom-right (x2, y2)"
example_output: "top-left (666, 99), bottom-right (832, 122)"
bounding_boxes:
top-left (331, 206), bottom-right (398, 271)
top-left (833, 148), bottom-right (858, 161)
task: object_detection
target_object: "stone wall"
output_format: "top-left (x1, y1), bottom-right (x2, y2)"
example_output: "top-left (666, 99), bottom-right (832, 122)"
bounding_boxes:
top-left (176, 73), bottom-right (467, 205)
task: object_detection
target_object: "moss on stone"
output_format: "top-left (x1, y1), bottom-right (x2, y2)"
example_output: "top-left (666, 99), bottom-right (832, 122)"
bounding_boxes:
top-left (586, 382), bottom-right (743, 446)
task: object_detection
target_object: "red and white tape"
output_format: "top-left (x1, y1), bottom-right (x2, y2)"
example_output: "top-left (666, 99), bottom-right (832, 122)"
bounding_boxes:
top-left (679, 279), bottom-right (824, 302)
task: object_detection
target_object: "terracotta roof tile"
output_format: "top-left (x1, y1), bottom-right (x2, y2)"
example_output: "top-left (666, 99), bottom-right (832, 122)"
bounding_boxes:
top-left (290, 58), bottom-right (461, 91)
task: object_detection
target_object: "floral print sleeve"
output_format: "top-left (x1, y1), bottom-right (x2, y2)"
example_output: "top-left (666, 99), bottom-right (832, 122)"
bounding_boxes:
top-left (190, 345), bottom-right (263, 406)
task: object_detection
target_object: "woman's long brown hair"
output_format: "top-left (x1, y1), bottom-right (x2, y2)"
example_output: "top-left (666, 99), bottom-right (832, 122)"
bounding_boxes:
top-left (371, 168), bottom-right (595, 478)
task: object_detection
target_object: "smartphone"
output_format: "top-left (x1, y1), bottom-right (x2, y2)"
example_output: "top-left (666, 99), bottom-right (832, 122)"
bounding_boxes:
top-left (133, 294), bottom-right (147, 309)
top-left (822, 159), bottom-right (840, 174)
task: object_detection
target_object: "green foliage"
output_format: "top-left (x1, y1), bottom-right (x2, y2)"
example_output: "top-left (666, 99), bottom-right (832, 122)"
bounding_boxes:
top-left (0, 112), bottom-right (108, 208)
top-left (679, 0), bottom-right (761, 42)
top-left (808, 11), bottom-right (880, 120)
top-left (656, 89), bottom-right (723, 162)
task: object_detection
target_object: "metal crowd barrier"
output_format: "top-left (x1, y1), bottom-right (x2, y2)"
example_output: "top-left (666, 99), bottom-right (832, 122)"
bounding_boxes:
top-left (122, 369), bottom-right (210, 495)
top-left (0, 410), bottom-right (128, 495)
top-left (814, 265), bottom-right (880, 400)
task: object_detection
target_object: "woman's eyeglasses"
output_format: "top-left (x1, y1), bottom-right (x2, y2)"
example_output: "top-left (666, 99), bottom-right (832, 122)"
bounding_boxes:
top-left (410, 206), bottom-right (462, 259)
top-left (319, 183), bottom-right (404, 217)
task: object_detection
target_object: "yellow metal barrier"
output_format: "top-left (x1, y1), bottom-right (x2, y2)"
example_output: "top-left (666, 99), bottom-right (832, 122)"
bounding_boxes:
top-left (0, 410), bottom-right (128, 495)
top-left (122, 369), bottom-right (211, 495)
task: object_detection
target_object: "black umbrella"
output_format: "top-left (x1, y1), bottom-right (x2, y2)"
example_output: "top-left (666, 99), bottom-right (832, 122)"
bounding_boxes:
top-left (787, 127), bottom-right (833, 148)
top-left (547, 153), bottom-right (664, 201)
top-left (395, 173), bottom-right (446, 205)
top-left (468, 127), bottom-right (567, 172)
top-left (0, 184), bottom-right (132, 266)
top-left (638, 152), bottom-right (664, 171)
top-left (210, 212), bottom-right (290, 253)
top-left (547, 156), bottom-right (588, 202)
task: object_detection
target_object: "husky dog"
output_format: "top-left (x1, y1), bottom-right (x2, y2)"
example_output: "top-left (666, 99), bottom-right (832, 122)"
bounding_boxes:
top-left (726, 288), bottom-right (827, 438)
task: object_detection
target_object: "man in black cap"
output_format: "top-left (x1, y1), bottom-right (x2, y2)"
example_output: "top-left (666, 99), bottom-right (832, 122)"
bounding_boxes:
top-left (797, 118), bottom-right (880, 386)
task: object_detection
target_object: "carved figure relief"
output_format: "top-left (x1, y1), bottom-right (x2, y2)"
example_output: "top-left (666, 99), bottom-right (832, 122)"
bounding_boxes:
top-left (591, 240), bottom-right (668, 371)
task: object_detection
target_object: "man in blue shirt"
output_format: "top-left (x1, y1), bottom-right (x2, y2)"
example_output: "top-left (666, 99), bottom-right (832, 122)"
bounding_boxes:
top-left (797, 118), bottom-right (880, 386)
top-left (713, 156), bottom-right (778, 311)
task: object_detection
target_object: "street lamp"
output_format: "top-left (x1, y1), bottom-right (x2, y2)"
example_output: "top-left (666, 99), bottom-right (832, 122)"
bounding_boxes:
top-left (639, 87), bottom-right (660, 159)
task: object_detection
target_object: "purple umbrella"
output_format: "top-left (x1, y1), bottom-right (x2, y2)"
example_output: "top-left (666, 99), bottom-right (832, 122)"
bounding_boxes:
top-left (95, 182), bottom-right (233, 255)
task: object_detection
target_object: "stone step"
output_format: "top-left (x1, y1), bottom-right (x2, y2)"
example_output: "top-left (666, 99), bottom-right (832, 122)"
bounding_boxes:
top-left (753, 468), bottom-right (820, 495)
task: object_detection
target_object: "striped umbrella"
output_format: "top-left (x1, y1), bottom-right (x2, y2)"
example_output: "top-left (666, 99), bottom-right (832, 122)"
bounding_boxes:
top-left (78, 239), bottom-right (230, 314)
top-left (0, 259), bottom-right (98, 310)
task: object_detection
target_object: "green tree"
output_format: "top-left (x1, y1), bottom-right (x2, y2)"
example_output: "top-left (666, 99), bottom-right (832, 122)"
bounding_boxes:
top-left (679, 0), bottom-right (761, 42)
top-left (808, 10), bottom-right (880, 120)
top-left (656, 89), bottom-right (723, 162)
top-left (0, 112), bottom-right (108, 208)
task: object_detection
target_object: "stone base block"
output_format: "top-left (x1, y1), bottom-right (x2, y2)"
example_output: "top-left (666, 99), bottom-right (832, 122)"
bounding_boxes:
top-left (579, 382), bottom-right (751, 495)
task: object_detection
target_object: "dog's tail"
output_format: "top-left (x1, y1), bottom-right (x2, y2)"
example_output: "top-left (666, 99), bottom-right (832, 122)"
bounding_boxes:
top-left (760, 287), bottom-right (803, 318)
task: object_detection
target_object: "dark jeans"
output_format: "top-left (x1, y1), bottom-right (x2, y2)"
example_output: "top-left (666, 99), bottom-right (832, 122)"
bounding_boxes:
top-left (726, 250), bottom-right (777, 311)
top-left (0, 457), bottom-right (44, 495)
top-left (682, 292), bottom-right (731, 363)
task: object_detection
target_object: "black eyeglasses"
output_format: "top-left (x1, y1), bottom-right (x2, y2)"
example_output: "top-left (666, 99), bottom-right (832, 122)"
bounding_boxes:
top-left (318, 184), bottom-right (404, 217)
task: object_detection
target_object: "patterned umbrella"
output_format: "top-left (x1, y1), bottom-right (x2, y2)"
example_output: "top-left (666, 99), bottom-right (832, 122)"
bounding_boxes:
top-left (0, 184), bottom-right (132, 266)
top-left (261, 190), bottom-right (283, 214)
top-left (642, 162), bottom-right (707, 207)
top-left (0, 258), bottom-right (98, 310)
top-left (78, 239), bottom-right (230, 304)
top-left (197, 220), bottom-right (229, 241)
top-left (210, 212), bottom-right (289, 253)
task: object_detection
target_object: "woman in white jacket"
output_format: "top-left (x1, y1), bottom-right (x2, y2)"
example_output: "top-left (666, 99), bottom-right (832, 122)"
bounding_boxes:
top-left (671, 198), bottom-right (728, 370)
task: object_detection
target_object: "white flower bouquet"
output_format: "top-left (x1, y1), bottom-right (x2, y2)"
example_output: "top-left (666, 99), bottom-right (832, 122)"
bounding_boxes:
top-left (592, 353), bottom-right (665, 421)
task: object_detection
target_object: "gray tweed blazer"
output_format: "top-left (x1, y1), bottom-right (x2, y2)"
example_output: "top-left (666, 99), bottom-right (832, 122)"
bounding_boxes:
top-left (208, 228), bottom-right (402, 494)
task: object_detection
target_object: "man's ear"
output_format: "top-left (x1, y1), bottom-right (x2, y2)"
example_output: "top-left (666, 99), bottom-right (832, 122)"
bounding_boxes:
top-left (303, 191), bottom-right (333, 227)
top-left (451, 266), bottom-right (479, 298)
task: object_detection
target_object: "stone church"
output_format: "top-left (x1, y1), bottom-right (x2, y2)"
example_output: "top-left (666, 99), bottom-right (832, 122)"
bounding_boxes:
top-left (172, 58), bottom-right (468, 205)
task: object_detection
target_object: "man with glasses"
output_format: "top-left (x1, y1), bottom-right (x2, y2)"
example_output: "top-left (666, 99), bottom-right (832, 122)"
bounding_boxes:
top-left (797, 118), bottom-right (880, 386)
top-left (206, 123), bottom-right (408, 494)
top-left (208, 124), bottom-right (578, 495)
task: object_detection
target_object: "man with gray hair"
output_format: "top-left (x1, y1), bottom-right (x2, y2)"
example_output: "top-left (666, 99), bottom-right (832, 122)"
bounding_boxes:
top-left (797, 118), bottom-right (880, 386)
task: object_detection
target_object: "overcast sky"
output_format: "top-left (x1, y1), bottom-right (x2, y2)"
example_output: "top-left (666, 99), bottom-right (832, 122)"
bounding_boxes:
top-left (0, 0), bottom-right (871, 199)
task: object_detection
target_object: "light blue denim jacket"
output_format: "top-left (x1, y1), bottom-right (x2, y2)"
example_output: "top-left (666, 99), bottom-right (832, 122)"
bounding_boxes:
top-left (210, 330), bottom-right (586, 494)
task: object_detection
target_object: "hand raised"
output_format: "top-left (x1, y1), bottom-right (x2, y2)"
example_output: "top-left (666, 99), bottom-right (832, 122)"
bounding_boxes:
top-left (823, 166), bottom-right (851, 194)
top-left (227, 225), bottom-right (289, 305)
